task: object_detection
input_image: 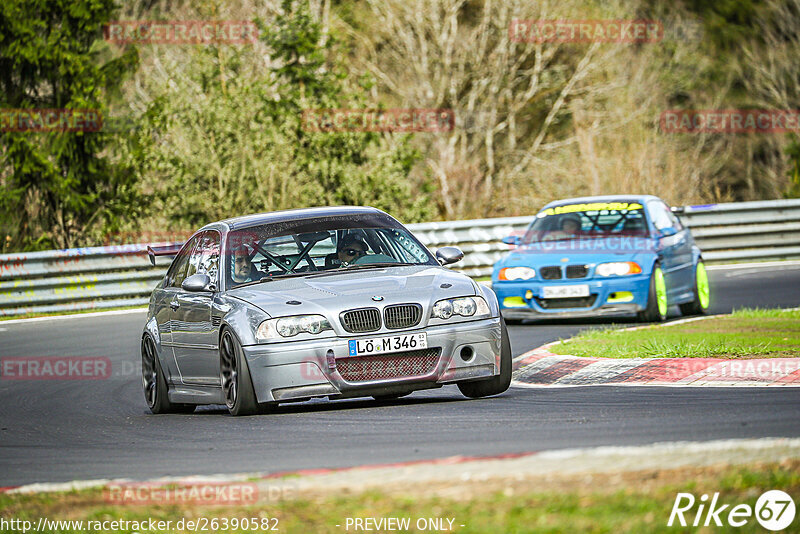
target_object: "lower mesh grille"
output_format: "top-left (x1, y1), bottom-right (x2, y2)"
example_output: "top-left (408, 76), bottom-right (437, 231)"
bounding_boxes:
top-left (336, 348), bottom-right (441, 382)
top-left (534, 295), bottom-right (598, 309)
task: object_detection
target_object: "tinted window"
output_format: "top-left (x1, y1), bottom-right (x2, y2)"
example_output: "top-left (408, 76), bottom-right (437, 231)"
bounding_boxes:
top-left (648, 201), bottom-right (675, 231)
top-left (165, 235), bottom-right (198, 288)
top-left (187, 231), bottom-right (220, 286)
top-left (523, 201), bottom-right (648, 243)
top-left (668, 209), bottom-right (684, 230)
top-left (225, 225), bottom-right (436, 288)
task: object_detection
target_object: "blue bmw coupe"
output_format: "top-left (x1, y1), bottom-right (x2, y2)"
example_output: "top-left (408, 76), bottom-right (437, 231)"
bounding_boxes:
top-left (492, 195), bottom-right (710, 322)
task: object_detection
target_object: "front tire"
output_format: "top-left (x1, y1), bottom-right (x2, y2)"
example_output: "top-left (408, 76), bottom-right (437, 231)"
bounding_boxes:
top-left (142, 335), bottom-right (195, 414)
top-left (637, 264), bottom-right (668, 323)
top-left (220, 328), bottom-right (260, 416)
top-left (458, 317), bottom-right (512, 398)
top-left (679, 260), bottom-right (710, 316)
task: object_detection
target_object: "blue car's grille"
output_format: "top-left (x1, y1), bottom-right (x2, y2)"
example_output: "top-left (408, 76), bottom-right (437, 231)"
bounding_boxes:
top-left (340, 308), bottom-right (381, 333)
top-left (535, 295), bottom-right (598, 309)
top-left (566, 265), bottom-right (588, 279)
top-left (384, 304), bottom-right (422, 329)
top-left (540, 266), bottom-right (562, 279)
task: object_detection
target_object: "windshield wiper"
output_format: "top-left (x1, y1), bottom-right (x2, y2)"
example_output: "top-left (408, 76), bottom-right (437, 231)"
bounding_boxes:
top-left (232, 271), bottom-right (312, 288)
top-left (338, 262), bottom-right (418, 271)
top-left (290, 262), bottom-right (420, 279)
top-left (259, 271), bottom-right (316, 282)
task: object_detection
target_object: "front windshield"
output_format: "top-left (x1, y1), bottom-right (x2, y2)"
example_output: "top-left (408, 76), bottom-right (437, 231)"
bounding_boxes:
top-left (226, 224), bottom-right (436, 288)
top-left (522, 201), bottom-right (649, 244)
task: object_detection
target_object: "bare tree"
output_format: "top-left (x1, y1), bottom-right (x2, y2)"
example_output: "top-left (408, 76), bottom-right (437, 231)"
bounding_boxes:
top-left (352, 0), bottom-right (650, 218)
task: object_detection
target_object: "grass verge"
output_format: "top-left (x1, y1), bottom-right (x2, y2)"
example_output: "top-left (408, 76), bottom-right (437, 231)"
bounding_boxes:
top-left (552, 308), bottom-right (800, 359)
top-left (1, 461), bottom-right (798, 533)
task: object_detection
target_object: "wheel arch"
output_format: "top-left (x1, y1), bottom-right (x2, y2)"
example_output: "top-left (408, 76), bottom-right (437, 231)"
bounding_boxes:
top-left (692, 245), bottom-right (703, 266)
top-left (475, 281), bottom-right (501, 318)
top-left (216, 297), bottom-right (270, 347)
top-left (141, 317), bottom-right (173, 378)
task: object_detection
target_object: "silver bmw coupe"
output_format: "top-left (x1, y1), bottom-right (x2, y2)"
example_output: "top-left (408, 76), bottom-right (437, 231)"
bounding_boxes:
top-left (142, 207), bottom-right (511, 415)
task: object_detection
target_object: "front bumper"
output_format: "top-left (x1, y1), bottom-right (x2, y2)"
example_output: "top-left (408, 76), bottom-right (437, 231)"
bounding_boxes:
top-left (241, 317), bottom-right (502, 403)
top-left (493, 274), bottom-right (650, 319)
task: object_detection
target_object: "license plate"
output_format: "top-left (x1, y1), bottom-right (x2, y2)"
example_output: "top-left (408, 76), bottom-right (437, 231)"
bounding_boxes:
top-left (542, 284), bottom-right (590, 299)
top-left (348, 333), bottom-right (427, 356)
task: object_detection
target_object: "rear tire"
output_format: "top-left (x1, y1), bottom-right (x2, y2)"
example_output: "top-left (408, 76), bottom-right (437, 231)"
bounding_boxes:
top-left (220, 328), bottom-right (260, 416)
top-left (142, 335), bottom-right (195, 414)
top-left (679, 260), bottom-right (710, 316)
top-left (637, 264), bottom-right (668, 323)
top-left (458, 317), bottom-right (512, 398)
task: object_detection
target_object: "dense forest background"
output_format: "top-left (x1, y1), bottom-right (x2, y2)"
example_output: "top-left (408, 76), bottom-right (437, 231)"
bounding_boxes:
top-left (1, 0), bottom-right (799, 251)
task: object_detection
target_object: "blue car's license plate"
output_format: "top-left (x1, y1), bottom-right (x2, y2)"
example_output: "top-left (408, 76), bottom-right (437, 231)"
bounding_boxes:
top-left (348, 333), bottom-right (428, 356)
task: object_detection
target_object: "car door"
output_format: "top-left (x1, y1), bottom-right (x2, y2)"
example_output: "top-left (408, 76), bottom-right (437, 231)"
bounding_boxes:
top-left (665, 207), bottom-right (694, 291)
top-left (157, 236), bottom-right (197, 382)
top-left (170, 231), bottom-right (222, 386)
top-left (647, 200), bottom-right (693, 297)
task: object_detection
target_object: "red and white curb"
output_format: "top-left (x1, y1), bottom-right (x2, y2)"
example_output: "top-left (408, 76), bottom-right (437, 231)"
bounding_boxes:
top-left (4, 438), bottom-right (800, 497)
top-left (512, 316), bottom-right (800, 387)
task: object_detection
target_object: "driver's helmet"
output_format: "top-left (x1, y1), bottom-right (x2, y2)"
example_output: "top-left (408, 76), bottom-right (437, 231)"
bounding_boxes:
top-left (559, 214), bottom-right (582, 232)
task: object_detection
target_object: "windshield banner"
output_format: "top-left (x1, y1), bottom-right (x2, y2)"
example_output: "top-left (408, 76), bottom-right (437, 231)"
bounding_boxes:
top-left (537, 202), bottom-right (643, 217)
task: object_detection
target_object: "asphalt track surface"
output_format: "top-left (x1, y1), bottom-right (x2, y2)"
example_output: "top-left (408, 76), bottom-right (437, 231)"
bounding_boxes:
top-left (1, 263), bottom-right (799, 486)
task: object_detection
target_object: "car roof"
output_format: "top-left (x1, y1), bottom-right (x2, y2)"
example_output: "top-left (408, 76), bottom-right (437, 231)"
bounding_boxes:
top-left (541, 194), bottom-right (662, 210)
top-left (201, 206), bottom-right (394, 232)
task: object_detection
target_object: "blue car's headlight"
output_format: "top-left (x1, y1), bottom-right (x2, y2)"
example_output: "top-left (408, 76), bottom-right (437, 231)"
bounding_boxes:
top-left (431, 296), bottom-right (490, 320)
top-left (256, 315), bottom-right (332, 341)
top-left (595, 261), bottom-right (642, 277)
top-left (498, 266), bottom-right (536, 281)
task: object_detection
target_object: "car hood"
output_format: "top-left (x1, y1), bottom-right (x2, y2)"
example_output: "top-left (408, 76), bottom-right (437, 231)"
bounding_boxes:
top-left (225, 265), bottom-right (477, 318)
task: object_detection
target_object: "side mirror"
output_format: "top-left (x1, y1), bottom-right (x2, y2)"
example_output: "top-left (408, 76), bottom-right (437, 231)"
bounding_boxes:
top-left (501, 235), bottom-right (521, 246)
top-left (659, 227), bottom-right (678, 238)
top-left (181, 273), bottom-right (214, 292)
top-left (436, 246), bottom-right (464, 266)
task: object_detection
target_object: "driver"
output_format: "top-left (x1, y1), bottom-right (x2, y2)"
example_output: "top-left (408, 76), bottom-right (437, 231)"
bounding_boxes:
top-left (560, 215), bottom-right (581, 235)
top-left (231, 245), bottom-right (257, 283)
top-left (544, 214), bottom-right (582, 241)
top-left (337, 235), bottom-right (368, 266)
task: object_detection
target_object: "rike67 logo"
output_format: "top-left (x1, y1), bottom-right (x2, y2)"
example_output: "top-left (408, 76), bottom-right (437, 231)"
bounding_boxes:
top-left (668, 490), bottom-right (796, 530)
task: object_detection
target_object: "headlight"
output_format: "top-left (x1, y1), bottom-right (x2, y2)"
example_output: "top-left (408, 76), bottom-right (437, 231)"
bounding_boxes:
top-left (498, 266), bottom-right (536, 281)
top-left (431, 296), bottom-right (490, 320)
top-left (595, 261), bottom-right (642, 277)
top-left (256, 315), bottom-right (332, 341)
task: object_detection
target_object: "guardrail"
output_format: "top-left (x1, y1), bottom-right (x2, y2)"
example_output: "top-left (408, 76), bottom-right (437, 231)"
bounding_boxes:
top-left (1, 198), bottom-right (799, 316)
